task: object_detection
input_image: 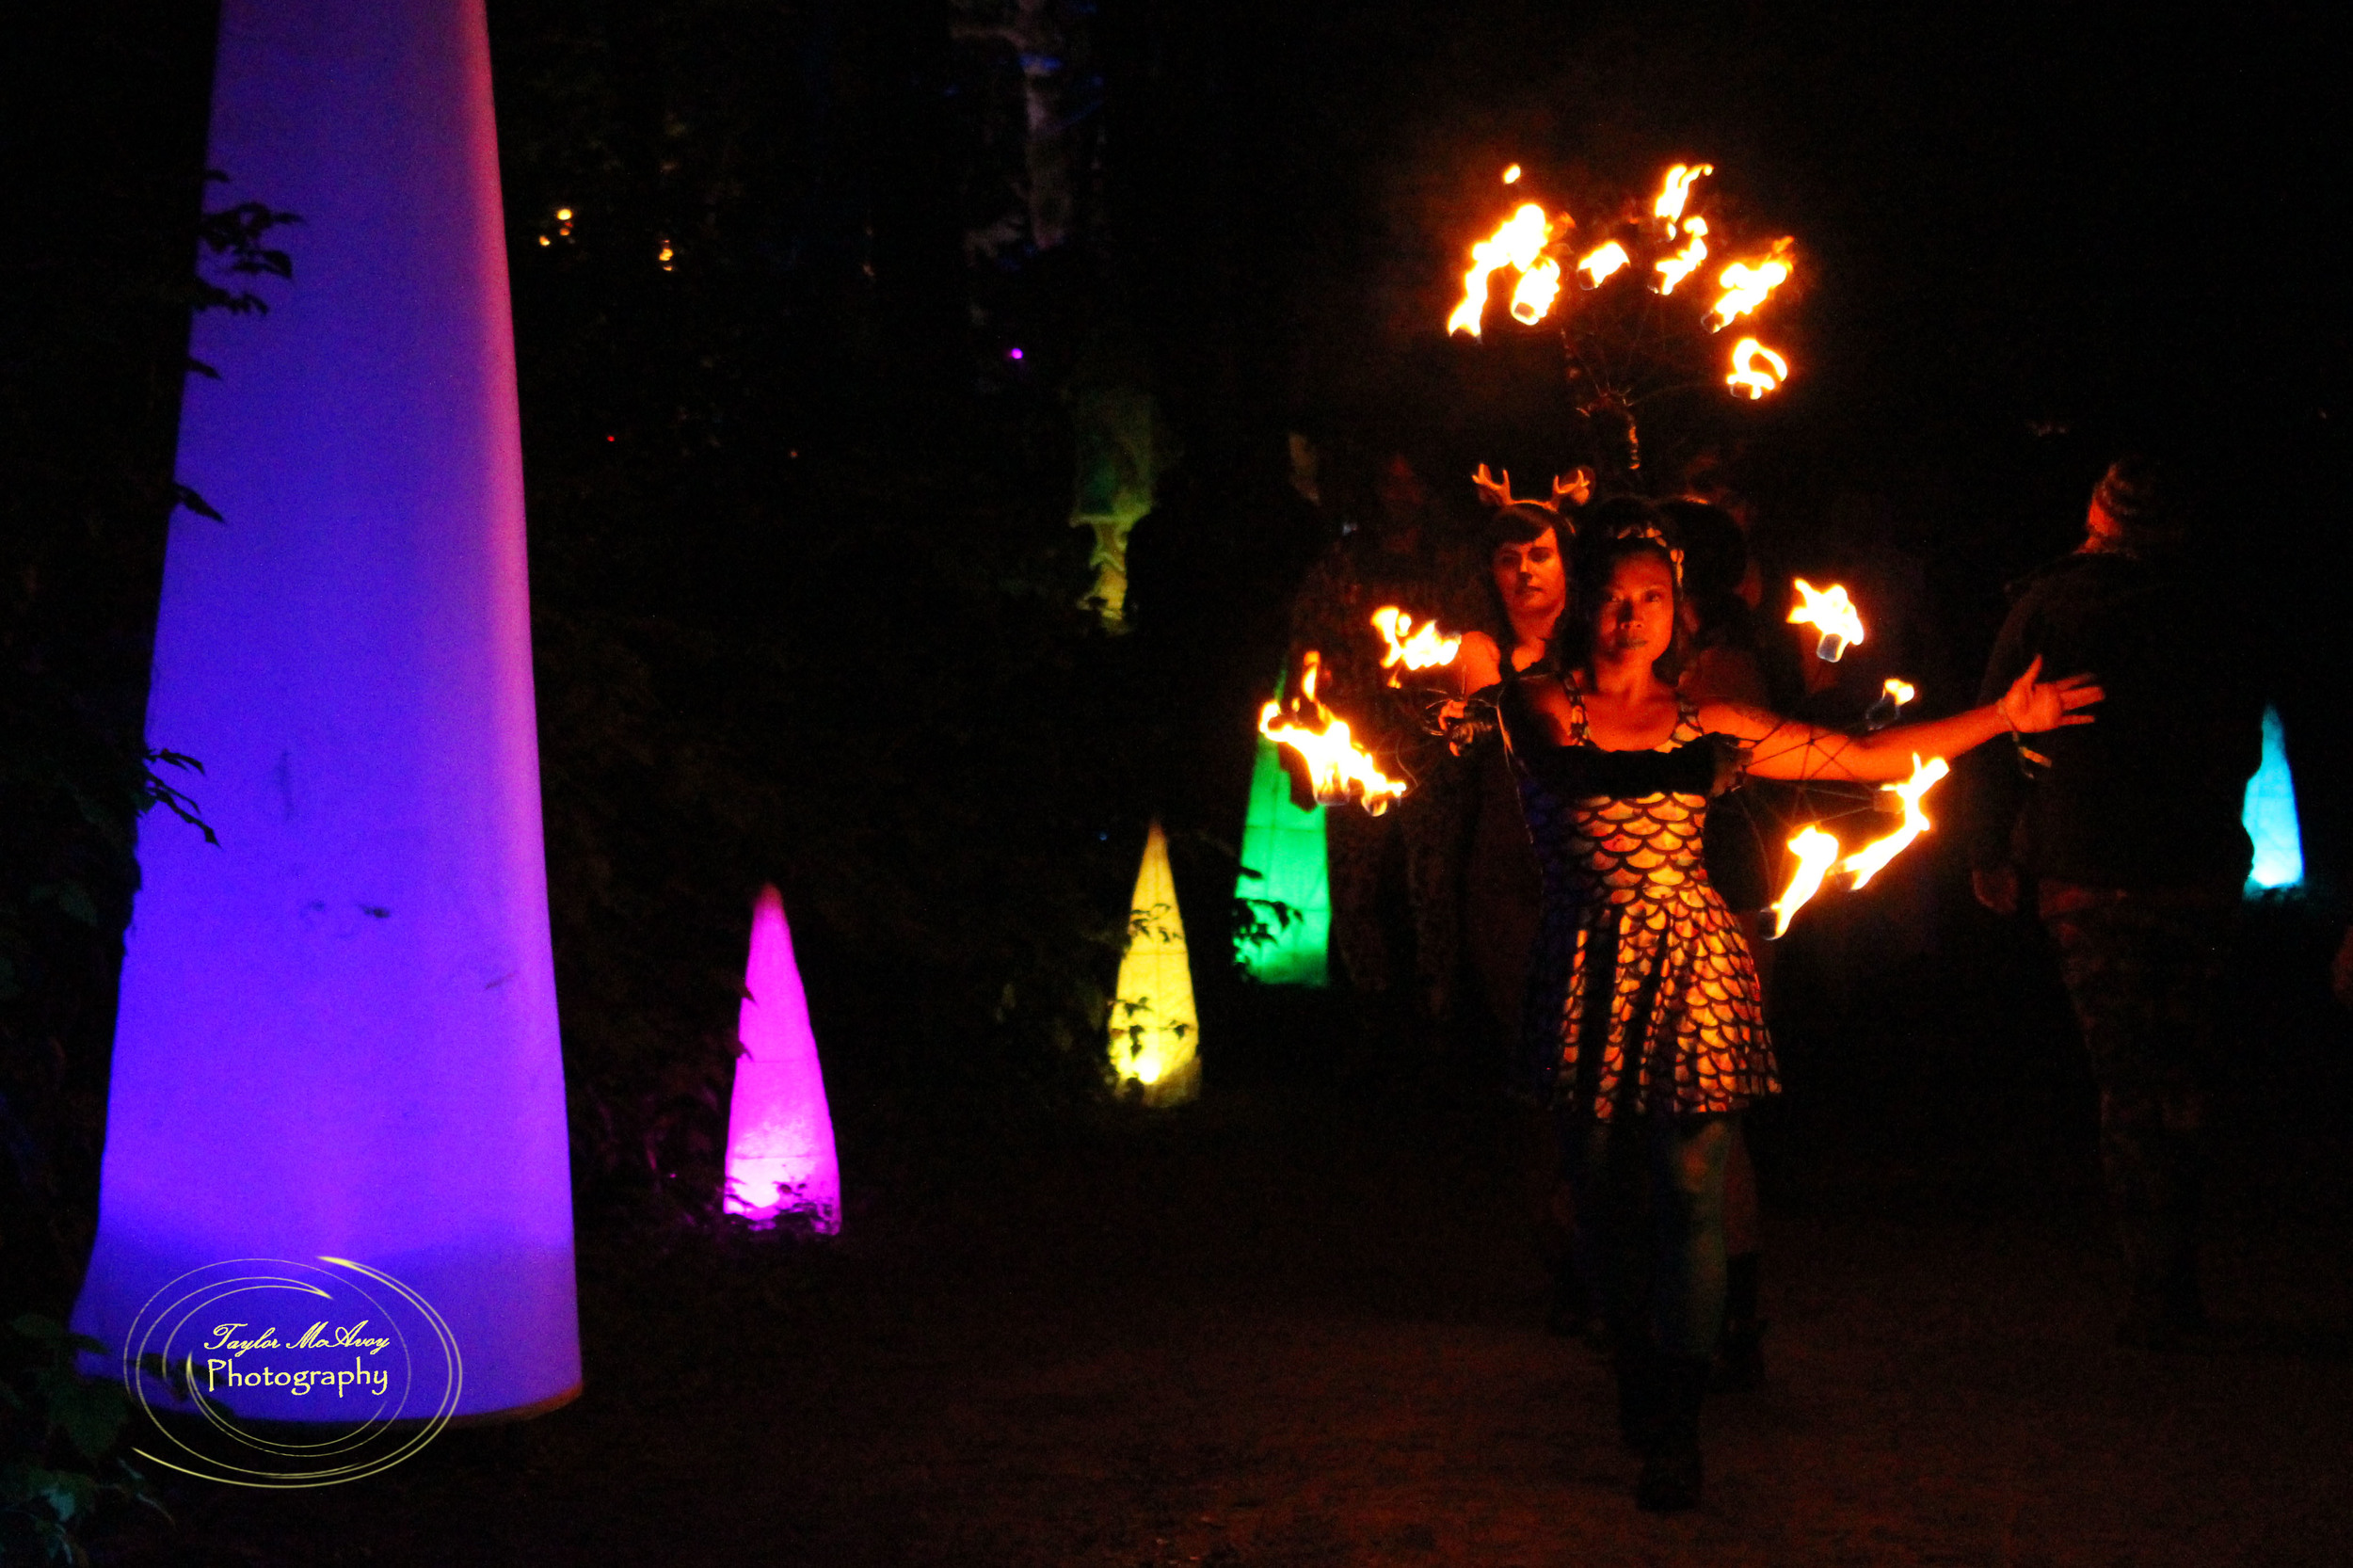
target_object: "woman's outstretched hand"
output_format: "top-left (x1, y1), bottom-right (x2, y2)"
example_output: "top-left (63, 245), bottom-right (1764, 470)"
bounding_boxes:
top-left (1995, 654), bottom-right (2103, 734)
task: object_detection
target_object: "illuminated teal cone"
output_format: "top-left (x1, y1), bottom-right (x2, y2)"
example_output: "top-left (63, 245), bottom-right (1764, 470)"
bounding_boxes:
top-left (2243, 704), bottom-right (2304, 892)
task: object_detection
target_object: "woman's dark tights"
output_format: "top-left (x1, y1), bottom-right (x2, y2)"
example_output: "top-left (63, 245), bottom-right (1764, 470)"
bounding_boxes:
top-left (1563, 1109), bottom-right (1736, 1359)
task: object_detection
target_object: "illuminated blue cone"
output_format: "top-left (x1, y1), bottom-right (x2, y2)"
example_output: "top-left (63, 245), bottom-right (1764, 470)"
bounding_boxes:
top-left (73, 0), bottom-right (580, 1419)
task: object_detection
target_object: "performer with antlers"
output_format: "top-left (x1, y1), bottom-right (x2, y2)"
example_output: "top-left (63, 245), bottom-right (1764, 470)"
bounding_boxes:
top-left (1500, 497), bottom-right (2100, 1512)
top-left (1450, 466), bottom-right (1590, 1333)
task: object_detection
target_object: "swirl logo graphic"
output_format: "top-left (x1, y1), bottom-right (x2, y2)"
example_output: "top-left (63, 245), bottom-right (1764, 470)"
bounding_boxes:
top-left (118, 1257), bottom-right (461, 1487)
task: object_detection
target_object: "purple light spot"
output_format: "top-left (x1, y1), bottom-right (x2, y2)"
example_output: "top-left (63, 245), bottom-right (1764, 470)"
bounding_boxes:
top-left (1008, 346), bottom-right (1025, 360)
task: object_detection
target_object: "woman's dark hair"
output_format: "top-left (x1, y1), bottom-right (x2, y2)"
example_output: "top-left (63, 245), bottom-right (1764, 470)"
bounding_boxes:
top-left (1561, 496), bottom-right (1689, 679)
top-left (1657, 497), bottom-right (1751, 652)
top-left (1476, 502), bottom-right (1569, 653)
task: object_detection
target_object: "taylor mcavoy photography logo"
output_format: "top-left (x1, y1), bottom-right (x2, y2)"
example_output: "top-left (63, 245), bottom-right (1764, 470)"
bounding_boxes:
top-left (198, 1318), bottom-right (394, 1400)
top-left (114, 1257), bottom-right (462, 1487)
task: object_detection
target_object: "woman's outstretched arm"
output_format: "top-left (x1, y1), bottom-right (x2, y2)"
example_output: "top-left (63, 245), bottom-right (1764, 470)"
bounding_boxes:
top-left (1699, 655), bottom-right (2102, 783)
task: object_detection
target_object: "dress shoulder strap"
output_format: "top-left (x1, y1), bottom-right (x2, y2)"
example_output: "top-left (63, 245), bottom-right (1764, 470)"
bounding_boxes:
top-left (1669, 694), bottom-right (1705, 747)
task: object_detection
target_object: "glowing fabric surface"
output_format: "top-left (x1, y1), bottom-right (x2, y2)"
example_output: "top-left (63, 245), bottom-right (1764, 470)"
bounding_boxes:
top-left (1234, 736), bottom-right (1332, 985)
top-left (2243, 704), bottom-right (2304, 891)
top-left (73, 0), bottom-right (580, 1419)
top-left (722, 887), bottom-right (841, 1232)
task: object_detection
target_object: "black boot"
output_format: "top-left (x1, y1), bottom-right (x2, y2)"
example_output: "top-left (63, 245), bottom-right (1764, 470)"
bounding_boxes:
top-left (1636, 1354), bottom-right (1709, 1512)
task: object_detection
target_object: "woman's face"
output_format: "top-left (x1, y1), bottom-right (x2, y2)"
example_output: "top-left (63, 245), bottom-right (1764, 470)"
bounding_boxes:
top-left (1491, 527), bottom-right (1566, 627)
top-left (1591, 551), bottom-right (1677, 664)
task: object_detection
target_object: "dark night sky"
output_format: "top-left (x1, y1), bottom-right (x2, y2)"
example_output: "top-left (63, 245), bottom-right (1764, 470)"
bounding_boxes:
top-left (1145, 2), bottom-right (2344, 483)
top-left (18, 2), bottom-right (2341, 578)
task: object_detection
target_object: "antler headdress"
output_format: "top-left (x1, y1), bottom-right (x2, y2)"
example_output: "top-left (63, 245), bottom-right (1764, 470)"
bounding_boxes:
top-left (1470, 463), bottom-right (1592, 518)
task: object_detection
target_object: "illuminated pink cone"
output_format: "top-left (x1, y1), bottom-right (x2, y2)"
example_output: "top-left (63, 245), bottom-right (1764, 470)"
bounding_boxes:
top-left (722, 886), bottom-right (841, 1232)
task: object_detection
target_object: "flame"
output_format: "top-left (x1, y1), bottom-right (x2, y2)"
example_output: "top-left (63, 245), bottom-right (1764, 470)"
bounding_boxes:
top-left (1577, 241), bottom-right (1630, 287)
top-left (1708, 240), bottom-right (1793, 329)
top-left (1502, 164), bottom-right (1523, 184)
top-left (1771, 825), bottom-right (1842, 937)
top-left (1787, 579), bottom-right (1865, 648)
top-left (1654, 216), bottom-right (1709, 295)
top-left (1259, 653), bottom-right (1411, 815)
top-left (1511, 257), bottom-right (1563, 324)
top-left (1370, 607), bottom-right (1464, 684)
top-left (1654, 163), bottom-right (1713, 232)
top-left (1881, 678), bottom-right (1916, 708)
top-left (1448, 202), bottom-right (1557, 337)
top-left (1839, 755), bottom-right (1949, 889)
top-left (1726, 337), bottom-right (1788, 399)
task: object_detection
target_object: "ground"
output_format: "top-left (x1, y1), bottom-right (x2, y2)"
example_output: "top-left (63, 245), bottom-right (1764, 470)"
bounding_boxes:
top-left (97, 904), bottom-right (2353, 1567)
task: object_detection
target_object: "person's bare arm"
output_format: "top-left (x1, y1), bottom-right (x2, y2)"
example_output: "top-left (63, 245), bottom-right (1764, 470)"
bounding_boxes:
top-left (1453, 631), bottom-right (1503, 696)
top-left (1701, 655), bottom-right (2102, 784)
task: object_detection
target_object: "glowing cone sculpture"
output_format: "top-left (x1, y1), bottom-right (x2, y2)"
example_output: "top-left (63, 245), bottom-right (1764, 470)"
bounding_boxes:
top-left (1235, 736), bottom-right (1331, 984)
top-left (72, 0), bottom-right (578, 1418)
top-left (722, 887), bottom-right (841, 1232)
top-left (1111, 822), bottom-right (1201, 1105)
top-left (2243, 704), bottom-right (2304, 890)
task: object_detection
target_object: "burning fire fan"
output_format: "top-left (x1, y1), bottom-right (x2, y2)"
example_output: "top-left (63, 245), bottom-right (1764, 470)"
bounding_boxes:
top-left (1445, 161), bottom-right (1797, 480)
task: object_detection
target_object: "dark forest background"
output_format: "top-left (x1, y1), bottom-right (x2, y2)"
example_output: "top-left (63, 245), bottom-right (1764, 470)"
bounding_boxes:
top-left (4, 0), bottom-right (2346, 1320)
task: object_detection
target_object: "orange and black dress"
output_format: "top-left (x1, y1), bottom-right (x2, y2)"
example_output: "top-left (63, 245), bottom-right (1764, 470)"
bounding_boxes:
top-left (1515, 689), bottom-right (1779, 1117)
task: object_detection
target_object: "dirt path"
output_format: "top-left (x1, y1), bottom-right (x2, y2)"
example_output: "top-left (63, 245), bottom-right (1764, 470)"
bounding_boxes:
top-left (116, 1029), bottom-right (2352, 1567)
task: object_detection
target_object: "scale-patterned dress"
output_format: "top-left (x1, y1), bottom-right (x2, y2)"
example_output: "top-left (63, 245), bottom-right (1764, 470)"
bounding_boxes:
top-left (1516, 690), bottom-right (1779, 1118)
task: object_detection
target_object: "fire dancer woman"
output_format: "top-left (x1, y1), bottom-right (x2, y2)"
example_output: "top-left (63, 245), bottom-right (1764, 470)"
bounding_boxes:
top-left (1663, 496), bottom-right (1775, 1388)
top-left (1502, 498), bottom-right (2100, 1512)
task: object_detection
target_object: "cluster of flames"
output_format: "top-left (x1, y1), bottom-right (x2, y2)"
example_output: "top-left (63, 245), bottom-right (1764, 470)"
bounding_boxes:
top-left (1262, 592), bottom-right (1940, 940)
top-left (1370, 607), bottom-right (1463, 685)
top-left (1447, 162), bottom-right (1793, 400)
top-left (1769, 589), bottom-right (1943, 934)
top-left (1770, 753), bottom-right (1949, 937)
top-left (1788, 578), bottom-right (1865, 661)
top-left (1426, 161), bottom-right (1956, 934)
top-left (1258, 650), bottom-right (1411, 816)
top-left (1260, 607), bottom-right (1465, 815)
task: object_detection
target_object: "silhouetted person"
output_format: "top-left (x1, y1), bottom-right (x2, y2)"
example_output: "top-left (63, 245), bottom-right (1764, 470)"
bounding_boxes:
top-left (1967, 457), bottom-right (2265, 1348)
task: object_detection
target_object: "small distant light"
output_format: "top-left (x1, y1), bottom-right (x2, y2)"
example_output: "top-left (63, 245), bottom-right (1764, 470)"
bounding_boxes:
top-left (1502, 164), bottom-right (1522, 184)
top-left (537, 235), bottom-right (551, 247)
top-left (555, 207), bottom-right (572, 221)
top-left (605, 435), bottom-right (616, 442)
top-left (787, 449), bottom-right (799, 458)
top-left (1008, 346), bottom-right (1025, 360)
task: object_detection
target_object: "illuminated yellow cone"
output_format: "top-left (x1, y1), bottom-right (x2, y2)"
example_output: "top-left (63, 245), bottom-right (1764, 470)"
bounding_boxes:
top-left (1111, 821), bottom-right (1201, 1106)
